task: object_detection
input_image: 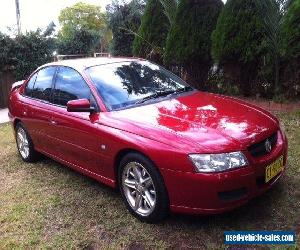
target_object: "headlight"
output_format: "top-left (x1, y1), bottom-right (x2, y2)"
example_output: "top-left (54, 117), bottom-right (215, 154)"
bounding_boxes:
top-left (189, 152), bottom-right (248, 173)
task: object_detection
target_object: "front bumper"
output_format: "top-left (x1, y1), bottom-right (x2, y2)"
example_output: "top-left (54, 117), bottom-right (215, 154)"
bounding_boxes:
top-left (161, 130), bottom-right (288, 215)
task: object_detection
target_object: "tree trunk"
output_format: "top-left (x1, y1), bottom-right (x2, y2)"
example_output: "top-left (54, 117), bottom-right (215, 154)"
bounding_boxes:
top-left (184, 62), bottom-right (210, 90)
top-left (240, 63), bottom-right (258, 97)
top-left (274, 53), bottom-right (280, 96)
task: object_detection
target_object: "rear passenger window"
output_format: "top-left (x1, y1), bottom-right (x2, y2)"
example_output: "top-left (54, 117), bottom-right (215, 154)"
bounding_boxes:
top-left (53, 67), bottom-right (92, 107)
top-left (24, 73), bottom-right (37, 97)
top-left (31, 67), bottom-right (56, 102)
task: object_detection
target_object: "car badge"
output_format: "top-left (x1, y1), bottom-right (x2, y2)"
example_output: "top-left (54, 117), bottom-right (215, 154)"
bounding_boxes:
top-left (265, 139), bottom-right (272, 153)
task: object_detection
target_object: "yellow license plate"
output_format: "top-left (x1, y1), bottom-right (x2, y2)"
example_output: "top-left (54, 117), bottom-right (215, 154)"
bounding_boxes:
top-left (265, 155), bottom-right (284, 183)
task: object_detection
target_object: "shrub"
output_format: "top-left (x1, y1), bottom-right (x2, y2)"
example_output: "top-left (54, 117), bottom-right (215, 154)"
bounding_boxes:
top-left (0, 33), bottom-right (16, 70)
top-left (282, 0), bottom-right (300, 60)
top-left (164, 0), bottom-right (223, 89)
top-left (132, 0), bottom-right (169, 63)
top-left (211, 0), bottom-right (266, 96)
top-left (281, 0), bottom-right (300, 98)
top-left (107, 0), bottom-right (145, 56)
top-left (57, 28), bottom-right (101, 55)
top-left (0, 31), bottom-right (55, 80)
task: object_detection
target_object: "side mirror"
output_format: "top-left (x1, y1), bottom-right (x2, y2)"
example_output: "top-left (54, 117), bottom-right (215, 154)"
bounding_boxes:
top-left (67, 99), bottom-right (95, 113)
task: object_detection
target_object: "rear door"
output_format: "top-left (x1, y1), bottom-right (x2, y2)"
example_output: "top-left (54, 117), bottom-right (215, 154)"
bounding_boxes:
top-left (22, 66), bottom-right (57, 153)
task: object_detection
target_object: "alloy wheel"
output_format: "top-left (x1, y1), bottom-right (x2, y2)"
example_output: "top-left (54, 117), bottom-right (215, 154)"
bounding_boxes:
top-left (17, 127), bottom-right (30, 159)
top-left (122, 162), bottom-right (156, 216)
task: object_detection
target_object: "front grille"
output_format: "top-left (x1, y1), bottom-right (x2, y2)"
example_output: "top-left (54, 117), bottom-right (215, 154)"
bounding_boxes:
top-left (248, 132), bottom-right (278, 157)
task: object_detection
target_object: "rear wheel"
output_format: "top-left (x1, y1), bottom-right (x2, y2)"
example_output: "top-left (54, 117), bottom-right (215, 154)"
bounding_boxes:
top-left (118, 153), bottom-right (169, 223)
top-left (15, 123), bottom-right (39, 162)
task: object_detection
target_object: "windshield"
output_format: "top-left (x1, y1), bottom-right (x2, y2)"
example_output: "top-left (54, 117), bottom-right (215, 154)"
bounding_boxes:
top-left (87, 61), bottom-right (193, 111)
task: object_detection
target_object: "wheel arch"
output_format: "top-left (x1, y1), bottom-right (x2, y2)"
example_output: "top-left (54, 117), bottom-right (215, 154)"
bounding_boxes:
top-left (114, 147), bottom-right (170, 222)
top-left (13, 118), bottom-right (21, 129)
top-left (114, 148), bottom-right (159, 188)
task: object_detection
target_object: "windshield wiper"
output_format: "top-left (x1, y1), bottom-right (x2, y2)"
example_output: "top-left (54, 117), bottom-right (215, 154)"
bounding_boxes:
top-left (135, 91), bottom-right (173, 104)
top-left (171, 86), bottom-right (194, 95)
top-left (135, 86), bottom-right (193, 105)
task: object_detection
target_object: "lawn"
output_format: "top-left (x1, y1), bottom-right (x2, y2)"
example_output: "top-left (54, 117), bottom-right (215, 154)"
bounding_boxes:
top-left (0, 112), bottom-right (299, 249)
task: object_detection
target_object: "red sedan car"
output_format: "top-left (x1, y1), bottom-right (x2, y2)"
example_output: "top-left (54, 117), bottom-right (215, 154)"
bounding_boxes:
top-left (9, 58), bottom-right (288, 223)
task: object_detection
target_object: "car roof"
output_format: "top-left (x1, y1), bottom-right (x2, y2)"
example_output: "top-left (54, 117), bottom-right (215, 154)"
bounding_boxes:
top-left (40, 57), bottom-right (144, 72)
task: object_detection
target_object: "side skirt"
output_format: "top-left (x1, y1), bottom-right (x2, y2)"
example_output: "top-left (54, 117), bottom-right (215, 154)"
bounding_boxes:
top-left (36, 147), bottom-right (116, 188)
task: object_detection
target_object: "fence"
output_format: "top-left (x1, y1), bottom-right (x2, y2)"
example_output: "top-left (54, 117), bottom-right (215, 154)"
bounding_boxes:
top-left (56, 54), bottom-right (88, 61)
top-left (0, 70), bottom-right (15, 109)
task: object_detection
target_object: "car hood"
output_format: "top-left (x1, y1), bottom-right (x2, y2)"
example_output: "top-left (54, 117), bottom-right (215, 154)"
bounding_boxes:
top-left (101, 91), bottom-right (279, 153)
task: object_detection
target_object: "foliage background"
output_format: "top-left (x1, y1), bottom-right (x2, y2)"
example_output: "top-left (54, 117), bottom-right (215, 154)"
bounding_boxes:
top-left (165, 0), bottom-right (223, 88)
top-left (132, 0), bottom-right (169, 63)
top-left (106, 0), bottom-right (145, 56)
top-left (0, 30), bottom-right (55, 79)
top-left (281, 0), bottom-right (300, 98)
top-left (0, 0), bottom-right (299, 100)
top-left (211, 0), bottom-right (266, 96)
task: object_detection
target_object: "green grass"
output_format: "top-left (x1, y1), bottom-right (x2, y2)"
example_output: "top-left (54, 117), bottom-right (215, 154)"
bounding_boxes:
top-left (0, 112), bottom-right (299, 249)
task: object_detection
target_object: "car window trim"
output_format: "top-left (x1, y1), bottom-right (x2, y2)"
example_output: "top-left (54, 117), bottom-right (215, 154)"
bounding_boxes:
top-left (85, 61), bottom-right (146, 112)
top-left (22, 66), bottom-right (57, 102)
top-left (24, 72), bottom-right (38, 97)
top-left (22, 65), bottom-right (100, 113)
top-left (49, 66), bottom-right (59, 104)
top-left (29, 65), bottom-right (58, 102)
top-left (86, 61), bottom-right (194, 112)
top-left (52, 65), bottom-right (100, 112)
top-left (20, 97), bottom-right (94, 123)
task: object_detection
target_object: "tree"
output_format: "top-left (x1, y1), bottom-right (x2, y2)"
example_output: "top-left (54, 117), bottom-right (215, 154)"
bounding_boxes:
top-left (15, 31), bottom-right (56, 79)
top-left (253, 0), bottom-right (283, 96)
top-left (253, 0), bottom-right (293, 96)
top-left (43, 22), bottom-right (56, 37)
top-left (58, 2), bottom-right (106, 37)
top-left (58, 2), bottom-right (111, 54)
top-left (0, 30), bottom-right (55, 80)
top-left (212, 0), bottom-right (266, 96)
top-left (165, 0), bottom-right (223, 88)
top-left (106, 0), bottom-right (145, 56)
top-left (132, 0), bottom-right (170, 63)
top-left (160, 0), bottom-right (179, 27)
top-left (0, 33), bottom-right (16, 71)
top-left (281, 0), bottom-right (300, 98)
top-left (57, 28), bottom-right (101, 55)
top-left (281, 0), bottom-right (300, 60)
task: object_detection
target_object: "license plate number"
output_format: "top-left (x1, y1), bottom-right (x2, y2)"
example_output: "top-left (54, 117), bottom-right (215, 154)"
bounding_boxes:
top-left (265, 155), bottom-right (284, 183)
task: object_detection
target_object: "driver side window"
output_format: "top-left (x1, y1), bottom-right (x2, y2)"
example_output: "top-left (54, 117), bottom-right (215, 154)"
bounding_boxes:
top-left (52, 67), bottom-right (95, 107)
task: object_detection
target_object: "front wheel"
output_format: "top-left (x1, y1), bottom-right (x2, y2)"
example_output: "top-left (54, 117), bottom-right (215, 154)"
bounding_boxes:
top-left (118, 153), bottom-right (169, 223)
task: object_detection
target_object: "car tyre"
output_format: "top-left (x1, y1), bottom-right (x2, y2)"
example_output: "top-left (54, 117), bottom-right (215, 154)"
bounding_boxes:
top-left (15, 122), bottom-right (39, 162)
top-left (118, 152), bottom-right (169, 223)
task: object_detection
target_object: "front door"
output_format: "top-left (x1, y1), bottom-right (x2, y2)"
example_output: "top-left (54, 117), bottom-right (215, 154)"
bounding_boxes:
top-left (49, 66), bottom-right (104, 175)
